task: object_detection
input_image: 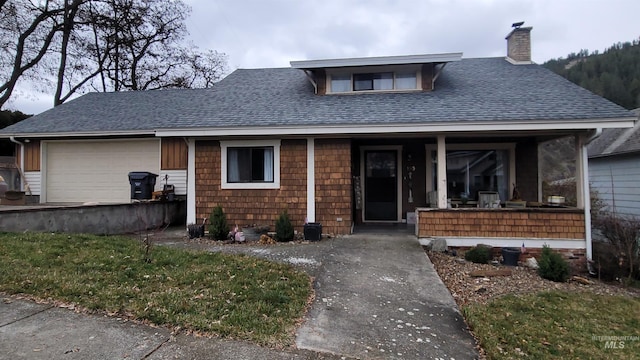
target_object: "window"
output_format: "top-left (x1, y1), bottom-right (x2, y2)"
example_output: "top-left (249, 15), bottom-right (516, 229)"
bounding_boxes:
top-left (444, 150), bottom-right (509, 202)
top-left (227, 147), bottom-right (273, 183)
top-left (331, 74), bottom-right (351, 92)
top-left (221, 140), bottom-right (280, 189)
top-left (353, 72), bottom-right (393, 91)
top-left (426, 144), bottom-right (515, 205)
top-left (329, 70), bottom-right (418, 93)
top-left (395, 72), bottom-right (417, 90)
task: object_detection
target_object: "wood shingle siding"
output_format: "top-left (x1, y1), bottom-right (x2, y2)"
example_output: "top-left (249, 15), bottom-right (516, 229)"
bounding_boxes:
top-left (195, 139), bottom-right (307, 232)
top-left (417, 209), bottom-right (585, 239)
top-left (315, 139), bottom-right (352, 235)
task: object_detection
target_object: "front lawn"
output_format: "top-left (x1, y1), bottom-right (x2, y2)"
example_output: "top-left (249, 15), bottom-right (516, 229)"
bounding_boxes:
top-left (463, 291), bottom-right (640, 359)
top-left (0, 232), bottom-right (312, 346)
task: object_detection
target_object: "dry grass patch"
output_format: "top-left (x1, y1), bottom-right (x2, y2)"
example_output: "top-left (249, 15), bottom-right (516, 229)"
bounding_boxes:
top-left (0, 232), bottom-right (312, 346)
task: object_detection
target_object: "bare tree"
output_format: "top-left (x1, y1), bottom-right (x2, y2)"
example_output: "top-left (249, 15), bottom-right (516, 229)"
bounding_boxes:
top-left (0, 0), bottom-right (67, 108)
top-left (1, 0), bottom-right (227, 109)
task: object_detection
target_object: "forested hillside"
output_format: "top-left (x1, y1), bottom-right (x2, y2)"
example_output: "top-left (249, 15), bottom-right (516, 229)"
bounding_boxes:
top-left (543, 39), bottom-right (640, 110)
top-left (539, 38), bottom-right (639, 183)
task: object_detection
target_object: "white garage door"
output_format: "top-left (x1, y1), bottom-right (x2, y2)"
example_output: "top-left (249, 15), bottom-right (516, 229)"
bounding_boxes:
top-left (45, 140), bottom-right (160, 203)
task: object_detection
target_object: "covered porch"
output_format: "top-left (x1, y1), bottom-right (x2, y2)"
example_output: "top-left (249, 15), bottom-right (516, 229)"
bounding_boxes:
top-left (352, 130), bottom-right (595, 258)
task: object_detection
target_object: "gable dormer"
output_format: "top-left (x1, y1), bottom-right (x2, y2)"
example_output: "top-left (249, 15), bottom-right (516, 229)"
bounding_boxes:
top-left (290, 53), bottom-right (462, 95)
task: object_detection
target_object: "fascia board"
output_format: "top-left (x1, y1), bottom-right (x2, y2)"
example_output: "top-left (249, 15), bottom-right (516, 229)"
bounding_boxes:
top-left (0, 130), bottom-right (155, 139)
top-left (290, 53), bottom-right (463, 69)
top-left (155, 117), bottom-right (636, 137)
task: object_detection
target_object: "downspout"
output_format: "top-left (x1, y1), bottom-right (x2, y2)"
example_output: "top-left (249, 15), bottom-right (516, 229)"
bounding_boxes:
top-left (9, 136), bottom-right (25, 191)
top-left (581, 128), bottom-right (602, 263)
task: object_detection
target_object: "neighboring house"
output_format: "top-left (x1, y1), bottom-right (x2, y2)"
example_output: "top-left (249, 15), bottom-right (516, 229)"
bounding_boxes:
top-left (0, 25), bottom-right (636, 262)
top-left (588, 109), bottom-right (640, 217)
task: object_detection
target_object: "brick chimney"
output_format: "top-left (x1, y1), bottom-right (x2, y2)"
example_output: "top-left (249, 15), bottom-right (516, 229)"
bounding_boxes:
top-left (505, 25), bottom-right (532, 63)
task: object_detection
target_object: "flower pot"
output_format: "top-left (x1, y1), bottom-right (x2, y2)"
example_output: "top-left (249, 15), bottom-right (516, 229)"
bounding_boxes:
top-left (502, 247), bottom-right (521, 266)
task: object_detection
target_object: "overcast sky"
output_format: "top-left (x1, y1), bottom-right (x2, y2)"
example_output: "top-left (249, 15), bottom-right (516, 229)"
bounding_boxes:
top-left (8, 0), bottom-right (640, 114)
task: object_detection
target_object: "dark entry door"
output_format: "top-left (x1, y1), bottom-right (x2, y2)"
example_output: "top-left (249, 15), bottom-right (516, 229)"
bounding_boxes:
top-left (364, 150), bottom-right (397, 221)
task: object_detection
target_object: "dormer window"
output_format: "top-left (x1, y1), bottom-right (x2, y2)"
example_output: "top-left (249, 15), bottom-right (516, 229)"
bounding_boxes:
top-left (329, 70), bottom-right (418, 93)
top-left (290, 52), bottom-right (463, 95)
top-left (353, 72), bottom-right (393, 91)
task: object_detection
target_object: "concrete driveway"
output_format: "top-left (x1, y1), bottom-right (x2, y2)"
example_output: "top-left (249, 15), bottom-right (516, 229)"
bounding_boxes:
top-left (1, 231), bottom-right (478, 359)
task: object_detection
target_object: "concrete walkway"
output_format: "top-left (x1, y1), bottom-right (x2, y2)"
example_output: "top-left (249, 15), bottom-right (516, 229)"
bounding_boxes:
top-left (1, 232), bottom-right (478, 359)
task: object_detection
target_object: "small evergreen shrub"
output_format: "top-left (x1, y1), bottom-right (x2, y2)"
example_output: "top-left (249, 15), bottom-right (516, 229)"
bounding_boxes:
top-left (275, 210), bottom-right (294, 242)
top-left (465, 245), bottom-right (492, 264)
top-left (538, 245), bottom-right (570, 282)
top-left (208, 205), bottom-right (229, 240)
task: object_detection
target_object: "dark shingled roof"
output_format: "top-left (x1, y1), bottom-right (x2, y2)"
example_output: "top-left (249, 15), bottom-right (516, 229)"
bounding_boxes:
top-left (588, 109), bottom-right (640, 158)
top-left (1, 57), bottom-right (634, 135)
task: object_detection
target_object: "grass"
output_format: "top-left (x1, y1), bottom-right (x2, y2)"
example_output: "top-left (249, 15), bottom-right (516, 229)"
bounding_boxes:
top-left (463, 291), bottom-right (640, 359)
top-left (0, 232), bottom-right (312, 346)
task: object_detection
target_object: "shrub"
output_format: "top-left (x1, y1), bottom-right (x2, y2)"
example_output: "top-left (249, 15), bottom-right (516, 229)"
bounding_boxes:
top-left (538, 245), bottom-right (570, 282)
top-left (275, 210), bottom-right (294, 242)
top-left (593, 213), bottom-right (640, 283)
top-left (465, 245), bottom-right (492, 264)
top-left (208, 205), bottom-right (229, 240)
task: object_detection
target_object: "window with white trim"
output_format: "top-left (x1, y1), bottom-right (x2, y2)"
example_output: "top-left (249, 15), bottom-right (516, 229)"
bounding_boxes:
top-left (329, 71), bottom-right (418, 93)
top-left (221, 140), bottom-right (280, 189)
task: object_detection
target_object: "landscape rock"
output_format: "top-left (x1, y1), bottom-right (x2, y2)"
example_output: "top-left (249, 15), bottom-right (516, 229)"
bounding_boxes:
top-left (429, 238), bottom-right (448, 252)
top-left (525, 257), bottom-right (539, 269)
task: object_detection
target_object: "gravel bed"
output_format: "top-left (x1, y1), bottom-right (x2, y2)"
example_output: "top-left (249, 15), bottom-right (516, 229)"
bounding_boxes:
top-left (427, 250), bottom-right (640, 307)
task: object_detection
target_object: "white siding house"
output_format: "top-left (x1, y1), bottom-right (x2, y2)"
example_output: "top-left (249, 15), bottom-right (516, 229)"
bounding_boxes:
top-left (588, 109), bottom-right (640, 217)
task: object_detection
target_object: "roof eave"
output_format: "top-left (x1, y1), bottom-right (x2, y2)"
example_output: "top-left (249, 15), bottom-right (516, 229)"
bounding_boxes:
top-left (290, 52), bottom-right (463, 69)
top-left (155, 116), bottom-right (637, 138)
top-left (0, 129), bottom-right (155, 139)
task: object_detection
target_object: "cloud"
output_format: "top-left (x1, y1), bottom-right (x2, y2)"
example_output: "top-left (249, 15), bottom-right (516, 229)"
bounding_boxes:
top-left (8, 0), bottom-right (640, 113)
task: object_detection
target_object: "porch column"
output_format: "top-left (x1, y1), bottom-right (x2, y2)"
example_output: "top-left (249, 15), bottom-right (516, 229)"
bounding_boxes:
top-left (437, 135), bottom-right (447, 208)
top-left (186, 138), bottom-right (196, 226)
top-left (575, 134), bottom-right (592, 260)
top-left (307, 137), bottom-right (316, 223)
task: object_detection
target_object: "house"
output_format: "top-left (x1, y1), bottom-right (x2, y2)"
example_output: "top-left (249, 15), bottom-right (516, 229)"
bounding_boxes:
top-left (588, 109), bottom-right (640, 217)
top-left (1, 25), bottom-right (636, 264)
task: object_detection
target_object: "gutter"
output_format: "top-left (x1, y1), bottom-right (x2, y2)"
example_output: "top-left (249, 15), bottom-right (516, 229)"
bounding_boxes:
top-left (586, 128), bottom-right (602, 144)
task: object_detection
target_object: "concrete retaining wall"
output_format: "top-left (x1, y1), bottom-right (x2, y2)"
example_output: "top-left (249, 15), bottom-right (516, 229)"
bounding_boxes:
top-left (0, 201), bottom-right (186, 235)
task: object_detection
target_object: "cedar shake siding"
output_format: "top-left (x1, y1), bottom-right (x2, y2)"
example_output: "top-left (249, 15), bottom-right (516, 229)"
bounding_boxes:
top-left (195, 139), bottom-right (307, 231)
top-left (315, 139), bottom-right (352, 235)
top-left (417, 209), bottom-right (585, 239)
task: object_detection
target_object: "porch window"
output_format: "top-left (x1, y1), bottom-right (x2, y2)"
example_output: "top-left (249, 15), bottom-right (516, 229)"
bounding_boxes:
top-left (221, 140), bottom-right (280, 189)
top-left (429, 147), bottom-right (512, 204)
top-left (446, 150), bottom-right (509, 202)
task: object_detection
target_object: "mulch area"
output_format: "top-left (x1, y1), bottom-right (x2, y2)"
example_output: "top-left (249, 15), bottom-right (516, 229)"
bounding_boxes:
top-left (427, 250), bottom-right (640, 307)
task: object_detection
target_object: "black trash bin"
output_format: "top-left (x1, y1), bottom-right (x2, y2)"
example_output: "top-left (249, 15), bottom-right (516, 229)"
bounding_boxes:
top-left (304, 223), bottom-right (322, 241)
top-left (502, 247), bottom-right (521, 266)
top-left (128, 172), bottom-right (158, 200)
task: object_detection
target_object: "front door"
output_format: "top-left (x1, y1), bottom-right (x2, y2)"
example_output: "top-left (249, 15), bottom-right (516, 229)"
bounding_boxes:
top-left (364, 150), bottom-right (398, 221)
